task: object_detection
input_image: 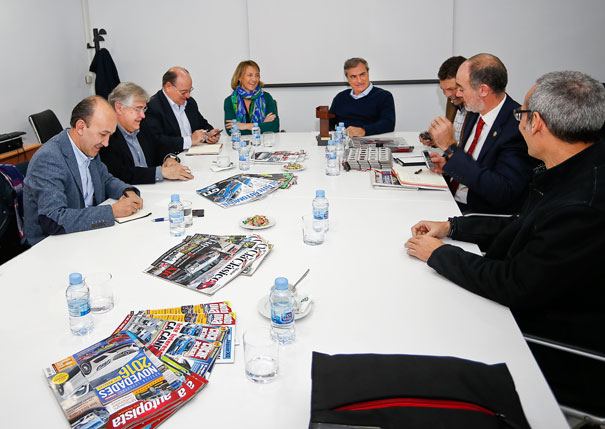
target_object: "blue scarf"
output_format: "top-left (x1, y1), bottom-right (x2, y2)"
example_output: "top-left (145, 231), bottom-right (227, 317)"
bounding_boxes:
top-left (231, 85), bottom-right (266, 124)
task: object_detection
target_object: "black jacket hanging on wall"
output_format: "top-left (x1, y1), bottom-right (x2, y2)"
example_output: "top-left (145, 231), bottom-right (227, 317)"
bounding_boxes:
top-left (89, 48), bottom-right (120, 99)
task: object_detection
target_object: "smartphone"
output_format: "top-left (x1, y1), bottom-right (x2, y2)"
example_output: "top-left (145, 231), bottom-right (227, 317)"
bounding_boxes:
top-left (210, 129), bottom-right (223, 138)
top-left (419, 131), bottom-right (433, 141)
top-left (192, 209), bottom-right (205, 217)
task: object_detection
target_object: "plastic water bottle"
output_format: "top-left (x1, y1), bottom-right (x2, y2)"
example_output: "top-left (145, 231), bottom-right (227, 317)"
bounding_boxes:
top-left (270, 277), bottom-right (296, 344)
top-left (313, 189), bottom-right (329, 232)
top-left (168, 194), bottom-right (185, 237)
top-left (335, 126), bottom-right (345, 167)
top-left (239, 141), bottom-right (251, 171)
top-left (231, 123), bottom-right (241, 150)
top-left (66, 273), bottom-right (93, 336)
top-left (325, 140), bottom-right (339, 176)
top-left (251, 123), bottom-right (262, 147)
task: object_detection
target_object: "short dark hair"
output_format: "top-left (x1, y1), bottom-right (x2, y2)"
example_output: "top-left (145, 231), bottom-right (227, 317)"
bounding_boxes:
top-left (343, 58), bottom-right (369, 77)
top-left (467, 53), bottom-right (508, 94)
top-left (69, 96), bottom-right (99, 128)
top-left (162, 67), bottom-right (190, 87)
top-left (437, 56), bottom-right (466, 81)
top-left (528, 71), bottom-right (605, 143)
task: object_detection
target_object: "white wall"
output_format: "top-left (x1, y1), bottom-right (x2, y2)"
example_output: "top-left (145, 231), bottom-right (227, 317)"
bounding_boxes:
top-left (1, 0), bottom-right (604, 144)
top-left (0, 0), bottom-right (91, 143)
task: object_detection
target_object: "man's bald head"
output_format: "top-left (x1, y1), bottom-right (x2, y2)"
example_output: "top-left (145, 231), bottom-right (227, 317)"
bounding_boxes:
top-left (465, 53), bottom-right (508, 95)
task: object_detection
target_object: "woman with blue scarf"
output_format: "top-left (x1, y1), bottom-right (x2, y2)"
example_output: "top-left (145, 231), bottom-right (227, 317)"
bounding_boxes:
top-left (224, 60), bottom-right (279, 135)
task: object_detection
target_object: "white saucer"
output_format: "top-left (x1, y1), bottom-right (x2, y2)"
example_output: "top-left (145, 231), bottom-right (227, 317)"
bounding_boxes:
top-left (210, 162), bottom-right (234, 172)
top-left (257, 295), bottom-right (312, 320)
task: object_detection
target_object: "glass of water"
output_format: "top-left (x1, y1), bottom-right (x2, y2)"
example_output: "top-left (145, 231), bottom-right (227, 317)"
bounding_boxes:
top-left (244, 327), bottom-right (279, 383)
top-left (85, 272), bottom-right (114, 313)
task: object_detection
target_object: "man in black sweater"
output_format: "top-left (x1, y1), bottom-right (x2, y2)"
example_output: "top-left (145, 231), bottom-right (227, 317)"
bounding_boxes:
top-left (329, 58), bottom-right (395, 137)
top-left (405, 70), bottom-right (605, 413)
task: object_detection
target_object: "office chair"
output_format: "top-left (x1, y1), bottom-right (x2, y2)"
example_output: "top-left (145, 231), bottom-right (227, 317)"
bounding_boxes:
top-left (28, 109), bottom-right (63, 143)
top-left (524, 334), bottom-right (605, 427)
top-left (0, 162), bottom-right (29, 264)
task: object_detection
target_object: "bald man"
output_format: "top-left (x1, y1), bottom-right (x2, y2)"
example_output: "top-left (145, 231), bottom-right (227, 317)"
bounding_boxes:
top-left (23, 96), bottom-right (143, 245)
top-left (141, 66), bottom-right (221, 158)
top-left (426, 53), bottom-right (536, 214)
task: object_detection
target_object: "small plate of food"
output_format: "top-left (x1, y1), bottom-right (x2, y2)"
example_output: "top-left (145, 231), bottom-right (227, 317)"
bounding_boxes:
top-left (240, 214), bottom-right (276, 230)
top-left (282, 162), bottom-right (304, 172)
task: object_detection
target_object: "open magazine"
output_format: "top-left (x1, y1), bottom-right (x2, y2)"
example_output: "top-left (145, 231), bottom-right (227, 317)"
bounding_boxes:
top-left (43, 331), bottom-right (207, 429)
top-left (252, 150), bottom-right (307, 163)
top-left (144, 233), bottom-right (271, 295)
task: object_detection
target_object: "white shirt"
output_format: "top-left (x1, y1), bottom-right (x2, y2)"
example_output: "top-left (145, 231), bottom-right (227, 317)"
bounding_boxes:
top-left (68, 134), bottom-right (94, 207)
top-left (350, 83), bottom-right (374, 100)
top-left (162, 89), bottom-right (193, 149)
top-left (455, 95), bottom-right (507, 205)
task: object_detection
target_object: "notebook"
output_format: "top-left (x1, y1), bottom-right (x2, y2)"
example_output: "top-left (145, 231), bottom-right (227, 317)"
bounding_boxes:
top-left (186, 143), bottom-right (223, 155)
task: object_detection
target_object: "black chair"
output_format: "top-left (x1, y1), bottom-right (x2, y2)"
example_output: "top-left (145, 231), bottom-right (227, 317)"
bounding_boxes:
top-left (28, 109), bottom-right (63, 143)
top-left (0, 161), bottom-right (29, 264)
top-left (524, 334), bottom-right (605, 427)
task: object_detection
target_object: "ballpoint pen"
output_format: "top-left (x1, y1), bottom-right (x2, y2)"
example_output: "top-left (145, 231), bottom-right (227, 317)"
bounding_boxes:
top-left (151, 217), bottom-right (166, 222)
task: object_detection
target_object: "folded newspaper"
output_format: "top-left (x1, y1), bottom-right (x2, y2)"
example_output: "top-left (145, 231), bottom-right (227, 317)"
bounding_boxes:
top-left (144, 233), bottom-right (271, 295)
top-left (43, 331), bottom-right (207, 429)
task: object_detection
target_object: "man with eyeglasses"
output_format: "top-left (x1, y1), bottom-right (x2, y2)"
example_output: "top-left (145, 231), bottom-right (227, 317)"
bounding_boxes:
top-left (100, 82), bottom-right (194, 184)
top-left (426, 53), bottom-right (536, 214)
top-left (405, 71), bottom-right (605, 412)
top-left (142, 66), bottom-right (221, 158)
top-left (23, 96), bottom-right (143, 245)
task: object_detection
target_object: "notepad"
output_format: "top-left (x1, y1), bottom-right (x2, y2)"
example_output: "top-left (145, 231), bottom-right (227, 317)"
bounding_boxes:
top-left (100, 198), bottom-right (152, 223)
top-left (186, 143), bottom-right (223, 155)
top-left (392, 164), bottom-right (448, 190)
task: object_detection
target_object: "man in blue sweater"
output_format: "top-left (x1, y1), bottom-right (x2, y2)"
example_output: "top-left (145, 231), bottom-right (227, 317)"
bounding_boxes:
top-left (329, 58), bottom-right (395, 137)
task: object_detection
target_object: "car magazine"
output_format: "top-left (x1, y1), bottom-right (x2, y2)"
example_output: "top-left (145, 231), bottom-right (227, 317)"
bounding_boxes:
top-left (143, 233), bottom-right (271, 295)
top-left (196, 173), bottom-right (281, 208)
top-left (43, 331), bottom-right (206, 429)
top-left (252, 149), bottom-right (307, 163)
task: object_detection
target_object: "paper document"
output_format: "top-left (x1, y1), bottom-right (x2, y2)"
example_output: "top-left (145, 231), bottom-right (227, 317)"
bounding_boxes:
top-left (186, 143), bottom-right (223, 155)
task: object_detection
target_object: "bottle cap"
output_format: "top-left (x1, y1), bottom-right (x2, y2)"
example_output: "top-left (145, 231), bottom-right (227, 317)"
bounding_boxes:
top-left (241, 141), bottom-right (247, 147)
top-left (339, 122), bottom-right (345, 127)
top-left (253, 122), bottom-right (259, 127)
top-left (69, 273), bottom-right (82, 285)
top-left (275, 277), bottom-right (289, 290)
top-left (328, 140), bottom-right (335, 145)
top-left (316, 190), bottom-right (325, 197)
top-left (171, 194), bottom-right (180, 202)
top-left (232, 119), bottom-right (237, 123)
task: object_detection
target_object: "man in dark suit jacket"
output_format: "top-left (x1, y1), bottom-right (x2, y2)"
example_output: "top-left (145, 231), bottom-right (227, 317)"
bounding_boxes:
top-left (426, 53), bottom-right (536, 214)
top-left (100, 82), bottom-right (193, 185)
top-left (141, 67), bottom-right (221, 159)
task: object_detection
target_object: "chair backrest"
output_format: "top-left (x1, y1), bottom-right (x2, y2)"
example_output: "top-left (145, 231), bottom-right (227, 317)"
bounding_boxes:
top-left (0, 162), bottom-right (28, 264)
top-left (28, 109), bottom-right (63, 143)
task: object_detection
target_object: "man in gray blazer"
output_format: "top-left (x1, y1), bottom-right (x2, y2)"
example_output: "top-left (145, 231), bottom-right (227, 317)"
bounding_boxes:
top-left (24, 96), bottom-right (143, 246)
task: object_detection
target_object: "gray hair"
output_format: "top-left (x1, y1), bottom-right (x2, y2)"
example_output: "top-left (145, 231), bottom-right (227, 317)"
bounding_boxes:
top-left (344, 58), bottom-right (369, 77)
top-left (528, 71), bottom-right (605, 143)
top-left (466, 53), bottom-right (507, 94)
top-left (108, 82), bottom-right (149, 109)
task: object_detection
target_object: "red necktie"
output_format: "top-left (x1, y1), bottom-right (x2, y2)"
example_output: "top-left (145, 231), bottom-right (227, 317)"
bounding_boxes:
top-left (449, 117), bottom-right (485, 195)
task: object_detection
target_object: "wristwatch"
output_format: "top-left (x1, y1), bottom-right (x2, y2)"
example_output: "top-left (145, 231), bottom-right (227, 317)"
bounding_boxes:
top-left (442, 143), bottom-right (457, 160)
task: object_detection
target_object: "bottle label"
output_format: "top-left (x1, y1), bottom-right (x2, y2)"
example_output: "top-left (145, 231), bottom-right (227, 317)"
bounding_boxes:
top-left (68, 299), bottom-right (90, 317)
top-left (271, 310), bottom-right (294, 325)
top-left (169, 211), bottom-right (184, 224)
top-left (313, 208), bottom-right (328, 220)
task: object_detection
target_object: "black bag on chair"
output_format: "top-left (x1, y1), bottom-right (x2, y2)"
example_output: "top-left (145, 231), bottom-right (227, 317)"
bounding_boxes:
top-left (309, 352), bottom-right (530, 429)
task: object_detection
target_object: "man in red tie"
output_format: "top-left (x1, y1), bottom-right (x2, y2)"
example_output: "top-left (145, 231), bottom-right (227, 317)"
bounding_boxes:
top-left (426, 53), bottom-right (536, 214)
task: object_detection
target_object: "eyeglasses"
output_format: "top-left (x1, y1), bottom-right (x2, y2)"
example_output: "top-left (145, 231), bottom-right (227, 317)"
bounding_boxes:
top-left (126, 105), bottom-right (148, 114)
top-left (171, 85), bottom-right (194, 95)
top-left (513, 108), bottom-right (533, 121)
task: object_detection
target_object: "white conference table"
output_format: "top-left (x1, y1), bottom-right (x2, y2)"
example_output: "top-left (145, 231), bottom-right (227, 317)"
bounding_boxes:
top-left (0, 132), bottom-right (567, 428)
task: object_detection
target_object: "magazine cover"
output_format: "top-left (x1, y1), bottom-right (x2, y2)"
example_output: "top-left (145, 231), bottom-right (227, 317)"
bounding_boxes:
top-left (196, 173), bottom-right (280, 208)
top-left (247, 172), bottom-right (298, 189)
top-left (144, 233), bottom-right (270, 295)
top-left (43, 331), bottom-right (207, 429)
top-left (370, 169), bottom-right (415, 190)
top-left (350, 136), bottom-right (413, 152)
top-left (113, 312), bottom-right (234, 364)
top-left (252, 149), bottom-right (307, 163)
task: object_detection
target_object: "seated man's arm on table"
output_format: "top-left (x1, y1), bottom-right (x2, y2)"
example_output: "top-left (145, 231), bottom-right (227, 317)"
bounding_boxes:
top-left (27, 155), bottom-right (116, 235)
top-left (442, 132), bottom-right (534, 210)
top-left (409, 207), bottom-right (603, 309)
top-left (96, 161), bottom-right (143, 217)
